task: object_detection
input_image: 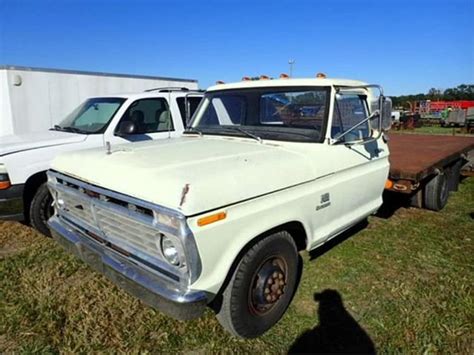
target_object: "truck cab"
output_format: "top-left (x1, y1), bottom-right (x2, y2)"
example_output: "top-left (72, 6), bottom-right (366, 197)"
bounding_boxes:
top-left (0, 88), bottom-right (203, 235)
top-left (46, 77), bottom-right (392, 337)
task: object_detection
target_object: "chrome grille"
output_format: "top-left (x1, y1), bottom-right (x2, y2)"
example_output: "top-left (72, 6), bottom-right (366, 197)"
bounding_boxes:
top-left (60, 193), bottom-right (94, 226)
top-left (51, 176), bottom-right (172, 272)
top-left (95, 207), bottom-right (158, 255)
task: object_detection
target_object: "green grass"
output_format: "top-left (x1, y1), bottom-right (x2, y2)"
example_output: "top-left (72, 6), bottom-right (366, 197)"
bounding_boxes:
top-left (1, 179), bottom-right (473, 353)
top-left (392, 125), bottom-right (471, 136)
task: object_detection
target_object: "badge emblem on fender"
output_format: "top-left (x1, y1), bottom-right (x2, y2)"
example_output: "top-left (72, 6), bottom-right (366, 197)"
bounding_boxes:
top-left (316, 193), bottom-right (331, 211)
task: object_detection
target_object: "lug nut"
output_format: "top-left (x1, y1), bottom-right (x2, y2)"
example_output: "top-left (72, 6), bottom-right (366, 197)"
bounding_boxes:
top-left (278, 273), bottom-right (284, 280)
top-left (273, 272), bottom-right (278, 278)
top-left (267, 278), bottom-right (273, 285)
top-left (277, 289), bottom-right (282, 295)
top-left (266, 295), bottom-right (272, 302)
top-left (264, 287), bottom-right (270, 294)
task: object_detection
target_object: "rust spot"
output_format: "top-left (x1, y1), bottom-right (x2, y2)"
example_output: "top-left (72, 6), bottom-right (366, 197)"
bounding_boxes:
top-left (179, 184), bottom-right (190, 207)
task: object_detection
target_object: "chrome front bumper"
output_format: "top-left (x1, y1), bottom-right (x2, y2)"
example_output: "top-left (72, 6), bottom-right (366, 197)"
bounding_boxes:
top-left (49, 216), bottom-right (207, 320)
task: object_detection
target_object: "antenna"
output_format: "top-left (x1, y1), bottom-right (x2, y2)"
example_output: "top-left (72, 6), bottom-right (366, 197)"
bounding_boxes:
top-left (288, 59), bottom-right (295, 78)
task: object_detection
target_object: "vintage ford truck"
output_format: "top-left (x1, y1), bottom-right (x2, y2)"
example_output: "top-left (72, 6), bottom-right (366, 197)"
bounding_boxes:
top-left (46, 76), bottom-right (392, 337)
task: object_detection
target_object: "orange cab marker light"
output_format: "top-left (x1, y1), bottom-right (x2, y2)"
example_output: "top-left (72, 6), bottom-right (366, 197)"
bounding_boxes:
top-left (316, 72), bottom-right (327, 78)
top-left (215, 80), bottom-right (225, 85)
top-left (0, 181), bottom-right (11, 190)
top-left (385, 179), bottom-right (394, 189)
top-left (279, 73), bottom-right (289, 79)
top-left (259, 75), bottom-right (269, 80)
top-left (197, 212), bottom-right (227, 227)
top-left (242, 76), bottom-right (251, 81)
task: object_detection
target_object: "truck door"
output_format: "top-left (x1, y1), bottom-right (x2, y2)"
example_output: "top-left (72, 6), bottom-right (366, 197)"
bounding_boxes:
top-left (321, 90), bottom-right (390, 240)
top-left (107, 97), bottom-right (181, 145)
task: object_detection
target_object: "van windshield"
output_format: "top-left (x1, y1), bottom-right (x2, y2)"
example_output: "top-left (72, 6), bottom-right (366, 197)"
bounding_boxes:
top-left (186, 87), bottom-right (329, 142)
top-left (55, 97), bottom-right (125, 134)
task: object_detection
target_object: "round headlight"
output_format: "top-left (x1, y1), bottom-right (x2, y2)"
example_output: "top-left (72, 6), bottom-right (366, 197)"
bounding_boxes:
top-left (160, 235), bottom-right (180, 266)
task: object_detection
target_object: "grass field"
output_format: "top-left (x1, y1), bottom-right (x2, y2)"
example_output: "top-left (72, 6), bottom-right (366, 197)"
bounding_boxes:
top-left (392, 125), bottom-right (472, 136)
top-left (1, 178), bottom-right (473, 353)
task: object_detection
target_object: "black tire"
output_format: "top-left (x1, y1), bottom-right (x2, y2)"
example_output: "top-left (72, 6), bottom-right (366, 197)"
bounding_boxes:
top-left (447, 160), bottom-right (462, 192)
top-left (423, 172), bottom-right (449, 211)
top-left (216, 231), bottom-right (299, 338)
top-left (29, 183), bottom-right (54, 236)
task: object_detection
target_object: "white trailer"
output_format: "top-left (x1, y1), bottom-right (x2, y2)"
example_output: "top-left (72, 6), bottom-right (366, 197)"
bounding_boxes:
top-left (0, 65), bottom-right (198, 136)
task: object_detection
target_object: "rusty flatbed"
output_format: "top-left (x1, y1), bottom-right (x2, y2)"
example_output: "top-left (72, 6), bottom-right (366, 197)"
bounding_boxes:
top-left (387, 134), bottom-right (474, 182)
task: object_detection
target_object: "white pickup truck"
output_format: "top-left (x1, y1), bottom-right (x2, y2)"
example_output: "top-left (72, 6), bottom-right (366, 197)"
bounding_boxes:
top-left (0, 88), bottom-right (203, 235)
top-left (46, 77), bottom-right (392, 338)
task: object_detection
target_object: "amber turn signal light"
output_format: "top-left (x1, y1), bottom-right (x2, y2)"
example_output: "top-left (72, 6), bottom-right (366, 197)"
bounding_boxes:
top-left (197, 212), bottom-right (227, 227)
top-left (0, 180), bottom-right (11, 190)
top-left (384, 179), bottom-right (394, 189)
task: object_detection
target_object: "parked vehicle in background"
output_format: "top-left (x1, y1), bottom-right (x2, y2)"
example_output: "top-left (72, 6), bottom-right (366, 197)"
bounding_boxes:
top-left (442, 108), bottom-right (466, 127)
top-left (0, 65), bottom-right (198, 136)
top-left (46, 76), bottom-right (394, 337)
top-left (391, 110), bottom-right (401, 123)
top-left (0, 88), bottom-right (203, 235)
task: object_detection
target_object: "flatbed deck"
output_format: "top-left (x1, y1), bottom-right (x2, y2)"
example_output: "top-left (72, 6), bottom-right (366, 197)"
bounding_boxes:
top-left (387, 134), bottom-right (474, 182)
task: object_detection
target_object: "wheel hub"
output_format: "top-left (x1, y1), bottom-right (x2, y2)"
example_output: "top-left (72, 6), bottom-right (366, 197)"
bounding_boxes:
top-left (250, 257), bottom-right (287, 314)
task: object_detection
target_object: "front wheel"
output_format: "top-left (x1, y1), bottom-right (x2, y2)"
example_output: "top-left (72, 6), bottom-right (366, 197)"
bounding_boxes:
top-left (29, 183), bottom-right (54, 236)
top-left (216, 231), bottom-right (299, 338)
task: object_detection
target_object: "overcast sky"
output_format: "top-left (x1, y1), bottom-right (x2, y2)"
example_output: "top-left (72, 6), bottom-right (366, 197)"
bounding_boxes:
top-left (1, 0), bottom-right (473, 95)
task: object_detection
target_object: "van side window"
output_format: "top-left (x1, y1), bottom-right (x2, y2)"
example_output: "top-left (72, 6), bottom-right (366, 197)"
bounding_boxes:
top-left (118, 98), bottom-right (173, 134)
top-left (332, 94), bottom-right (369, 141)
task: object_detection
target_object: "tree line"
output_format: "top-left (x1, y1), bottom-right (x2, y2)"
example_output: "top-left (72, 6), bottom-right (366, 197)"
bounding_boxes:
top-left (391, 84), bottom-right (474, 107)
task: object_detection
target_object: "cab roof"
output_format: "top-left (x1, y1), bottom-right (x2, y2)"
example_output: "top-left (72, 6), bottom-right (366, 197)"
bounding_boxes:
top-left (207, 77), bottom-right (370, 92)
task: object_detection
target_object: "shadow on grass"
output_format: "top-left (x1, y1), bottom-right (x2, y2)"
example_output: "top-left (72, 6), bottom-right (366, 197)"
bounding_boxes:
top-left (376, 191), bottom-right (412, 219)
top-left (288, 289), bottom-right (375, 354)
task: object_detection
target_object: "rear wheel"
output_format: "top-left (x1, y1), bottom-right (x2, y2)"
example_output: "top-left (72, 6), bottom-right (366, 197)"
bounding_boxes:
top-left (29, 183), bottom-right (54, 236)
top-left (216, 231), bottom-right (299, 338)
top-left (447, 160), bottom-right (462, 192)
top-left (423, 172), bottom-right (449, 211)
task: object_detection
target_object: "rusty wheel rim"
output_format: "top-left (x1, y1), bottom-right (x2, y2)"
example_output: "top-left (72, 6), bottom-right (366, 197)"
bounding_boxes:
top-left (248, 255), bottom-right (288, 316)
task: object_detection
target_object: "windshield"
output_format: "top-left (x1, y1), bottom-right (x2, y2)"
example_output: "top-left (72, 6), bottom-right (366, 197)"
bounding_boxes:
top-left (187, 87), bottom-right (329, 142)
top-left (56, 97), bottom-right (126, 134)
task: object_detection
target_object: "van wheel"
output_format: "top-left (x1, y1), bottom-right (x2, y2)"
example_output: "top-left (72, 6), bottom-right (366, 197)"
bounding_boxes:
top-left (423, 172), bottom-right (449, 211)
top-left (29, 183), bottom-right (53, 236)
top-left (216, 231), bottom-right (298, 338)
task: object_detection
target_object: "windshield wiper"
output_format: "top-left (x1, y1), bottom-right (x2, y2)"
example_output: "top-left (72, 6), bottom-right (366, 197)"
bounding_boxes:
top-left (50, 125), bottom-right (64, 131)
top-left (61, 126), bottom-right (88, 134)
top-left (184, 127), bottom-right (203, 136)
top-left (50, 125), bottom-right (87, 134)
top-left (225, 126), bottom-right (262, 143)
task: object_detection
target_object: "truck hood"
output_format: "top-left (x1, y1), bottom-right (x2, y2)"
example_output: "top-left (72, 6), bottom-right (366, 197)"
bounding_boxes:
top-left (0, 131), bottom-right (88, 156)
top-left (52, 136), bottom-right (317, 216)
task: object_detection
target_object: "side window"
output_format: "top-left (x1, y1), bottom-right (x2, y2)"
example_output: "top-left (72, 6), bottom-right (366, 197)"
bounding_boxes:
top-left (118, 98), bottom-right (173, 134)
top-left (332, 94), bottom-right (369, 141)
top-left (176, 96), bottom-right (203, 126)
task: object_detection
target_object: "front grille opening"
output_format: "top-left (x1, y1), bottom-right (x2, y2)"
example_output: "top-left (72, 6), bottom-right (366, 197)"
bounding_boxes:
top-left (58, 178), bottom-right (153, 217)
